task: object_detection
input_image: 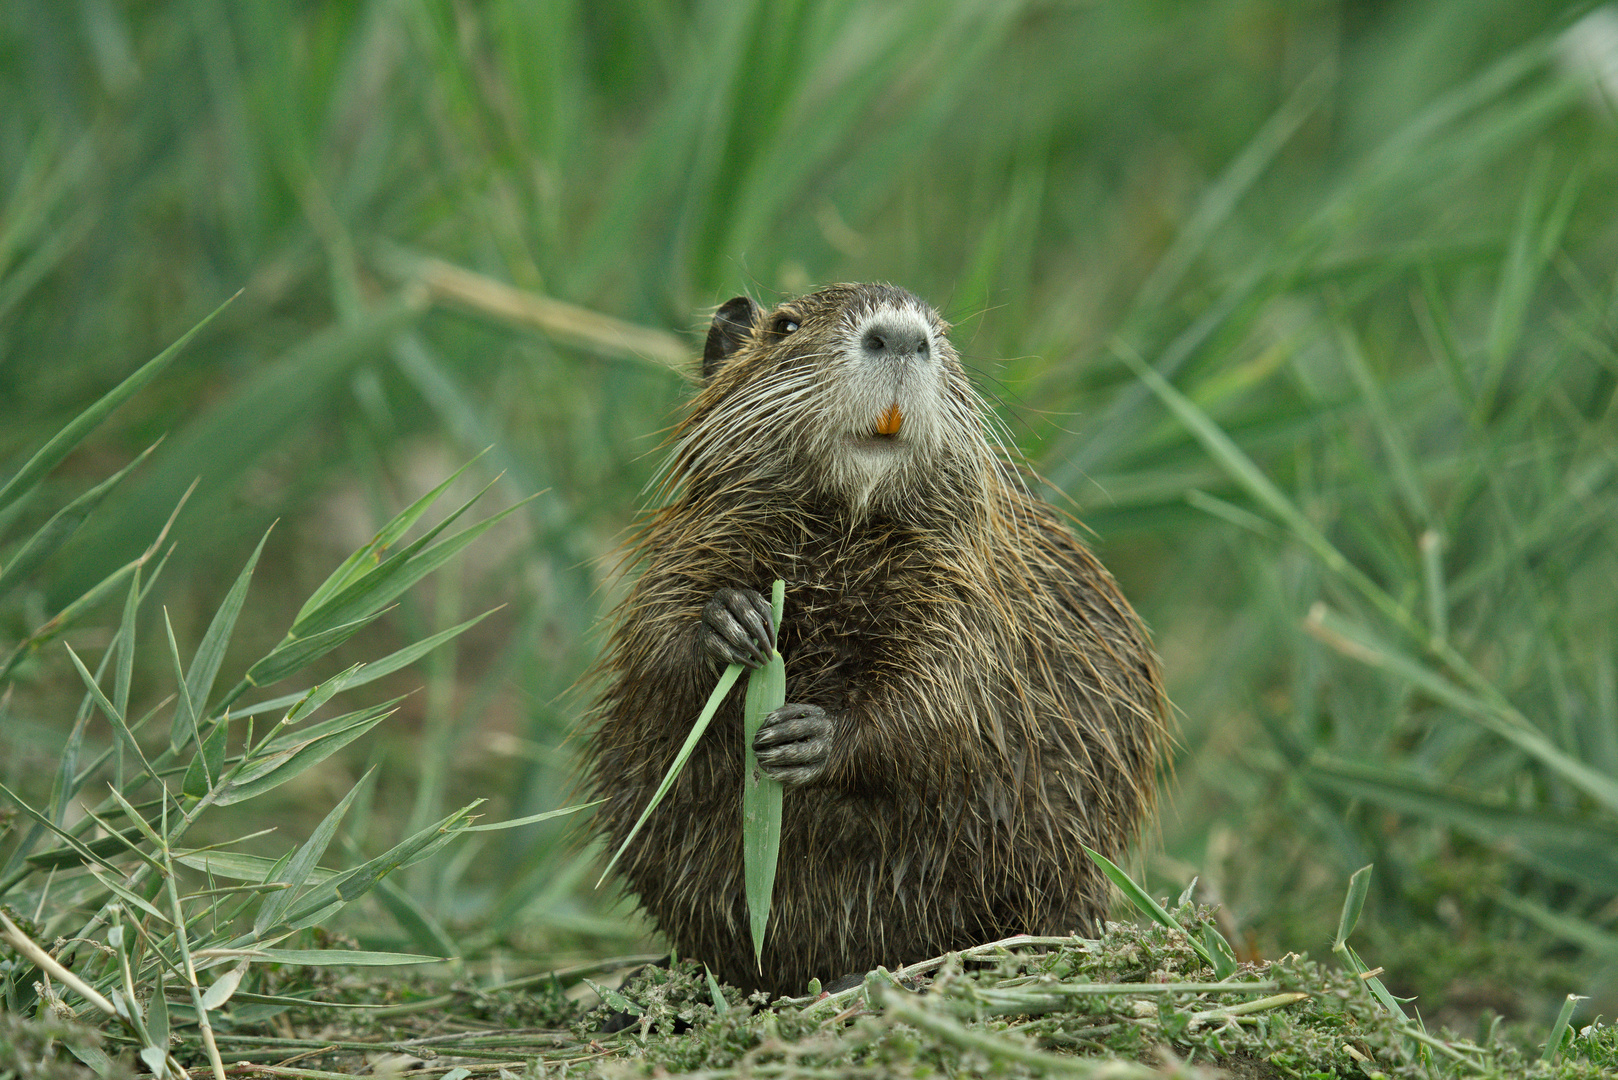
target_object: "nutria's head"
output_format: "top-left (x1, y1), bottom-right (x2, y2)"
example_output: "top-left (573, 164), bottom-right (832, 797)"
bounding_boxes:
top-left (672, 283), bottom-right (995, 514)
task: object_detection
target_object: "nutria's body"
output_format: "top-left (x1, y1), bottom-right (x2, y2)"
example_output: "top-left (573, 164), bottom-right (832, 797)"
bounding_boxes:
top-left (587, 283), bottom-right (1167, 995)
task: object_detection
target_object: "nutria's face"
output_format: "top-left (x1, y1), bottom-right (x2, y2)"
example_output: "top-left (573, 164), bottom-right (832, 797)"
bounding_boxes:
top-left (678, 283), bottom-right (991, 511)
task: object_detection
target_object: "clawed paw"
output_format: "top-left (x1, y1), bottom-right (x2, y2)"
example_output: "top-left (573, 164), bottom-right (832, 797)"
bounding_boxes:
top-left (753, 703), bottom-right (832, 786)
top-left (700, 587), bottom-right (776, 669)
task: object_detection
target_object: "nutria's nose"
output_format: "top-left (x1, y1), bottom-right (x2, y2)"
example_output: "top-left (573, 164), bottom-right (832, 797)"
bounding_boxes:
top-left (857, 315), bottom-right (931, 363)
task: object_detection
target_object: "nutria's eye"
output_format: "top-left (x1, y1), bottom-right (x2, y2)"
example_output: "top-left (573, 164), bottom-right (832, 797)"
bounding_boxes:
top-left (772, 316), bottom-right (800, 336)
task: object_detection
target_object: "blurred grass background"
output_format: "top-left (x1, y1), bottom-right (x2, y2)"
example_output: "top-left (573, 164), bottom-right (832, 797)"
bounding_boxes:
top-left (4, 0), bottom-right (1618, 1032)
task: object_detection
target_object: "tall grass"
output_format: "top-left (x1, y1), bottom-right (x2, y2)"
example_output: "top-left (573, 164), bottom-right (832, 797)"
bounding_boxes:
top-left (4, 0), bottom-right (1617, 1026)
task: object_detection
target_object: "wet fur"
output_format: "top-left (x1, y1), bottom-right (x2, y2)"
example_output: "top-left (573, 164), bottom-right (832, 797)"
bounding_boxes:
top-left (587, 283), bottom-right (1167, 994)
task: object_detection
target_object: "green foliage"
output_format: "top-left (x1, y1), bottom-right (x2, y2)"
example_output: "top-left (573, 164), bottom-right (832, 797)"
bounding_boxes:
top-left (4, 0), bottom-right (1618, 1064)
top-left (0, 312), bottom-right (555, 1076)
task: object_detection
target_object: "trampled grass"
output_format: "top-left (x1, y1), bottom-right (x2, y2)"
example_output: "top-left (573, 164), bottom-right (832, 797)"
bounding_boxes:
top-left (5, 1), bottom-right (1618, 1075)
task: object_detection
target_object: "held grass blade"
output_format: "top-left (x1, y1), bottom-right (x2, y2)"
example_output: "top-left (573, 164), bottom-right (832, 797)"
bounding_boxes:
top-left (742, 580), bottom-right (786, 970)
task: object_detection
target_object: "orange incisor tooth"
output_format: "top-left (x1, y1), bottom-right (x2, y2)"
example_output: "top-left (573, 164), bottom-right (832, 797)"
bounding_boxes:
top-left (876, 403), bottom-right (904, 435)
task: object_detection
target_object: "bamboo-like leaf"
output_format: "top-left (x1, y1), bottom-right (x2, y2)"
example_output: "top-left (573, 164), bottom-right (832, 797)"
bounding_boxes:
top-left (200, 960), bottom-right (249, 1011)
top-left (253, 768), bottom-right (376, 934)
top-left (24, 826), bottom-right (144, 870)
top-left (147, 969), bottom-right (170, 1050)
top-left (370, 875), bottom-right (460, 960)
top-left (233, 609), bottom-right (499, 720)
top-left (178, 525), bottom-right (271, 736)
top-left (238, 613), bottom-right (382, 691)
top-left (598, 665), bottom-right (744, 885)
top-left (214, 701), bottom-right (398, 806)
top-left (0, 294), bottom-right (233, 523)
top-left (163, 609), bottom-right (201, 761)
top-left (286, 479), bottom-right (503, 641)
top-left (181, 721), bottom-right (229, 799)
top-left (114, 563), bottom-right (141, 726)
top-left (279, 802), bottom-right (482, 928)
top-left (0, 525), bottom-right (179, 684)
top-left (464, 800), bottom-right (603, 831)
top-left (224, 499), bottom-right (526, 707)
top-left (295, 451), bottom-right (489, 624)
top-left (283, 664), bottom-right (366, 726)
top-left (137, 1048), bottom-right (167, 1079)
top-left (0, 440), bottom-right (158, 599)
top-left (742, 579), bottom-right (786, 969)
top-left (174, 850), bottom-right (336, 885)
top-left (63, 643), bottom-right (158, 781)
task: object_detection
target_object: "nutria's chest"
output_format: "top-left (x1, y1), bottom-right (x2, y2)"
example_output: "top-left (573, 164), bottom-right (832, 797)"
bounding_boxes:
top-left (761, 518), bottom-right (949, 708)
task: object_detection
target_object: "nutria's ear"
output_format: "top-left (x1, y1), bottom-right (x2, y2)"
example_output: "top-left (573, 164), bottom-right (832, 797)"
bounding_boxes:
top-left (702, 296), bottom-right (761, 382)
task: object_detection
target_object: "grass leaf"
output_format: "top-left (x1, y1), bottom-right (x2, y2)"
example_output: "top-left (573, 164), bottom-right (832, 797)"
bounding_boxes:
top-left (1084, 846), bottom-right (1219, 971)
top-left (182, 525), bottom-right (272, 733)
top-left (253, 768), bottom-right (376, 934)
top-left (742, 579), bottom-right (786, 969)
top-left (0, 294), bottom-right (233, 525)
top-left (0, 440), bottom-right (158, 600)
top-left (215, 701), bottom-right (399, 806)
top-left (598, 665), bottom-right (744, 886)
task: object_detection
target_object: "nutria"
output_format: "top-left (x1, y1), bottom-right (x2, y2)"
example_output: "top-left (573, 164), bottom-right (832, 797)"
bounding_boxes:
top-left (587, 283), bottom-right (1167, 995)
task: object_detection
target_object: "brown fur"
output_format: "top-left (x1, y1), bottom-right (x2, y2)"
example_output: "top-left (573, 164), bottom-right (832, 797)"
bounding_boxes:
top-left (586, 283), bottom-right (1167, 994)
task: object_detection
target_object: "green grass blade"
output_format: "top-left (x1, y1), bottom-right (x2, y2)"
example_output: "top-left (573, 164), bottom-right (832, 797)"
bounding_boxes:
top-left (1347, 943), bottom-right (1409, 1018)
top-left (0, 440), bottom-right (158, 599)
top-left (163, 609), bottom-right (201, 758)
top-left (0, 294), bottom-right (233, 524)
top-left (60, 293), bottom-right (427, 592)
top-left (1334, 322), bottom-right (1431, 528)
top-left (247, 948), bottom-right (445, 967)
top-left (280, 802), bottom-right (483, 928)
top-left (1307, 759), bottom-right (1618, 891)
top-left (294, 451), bottom-right (489, 625)
top-left (1332, 865), bottom-right (1374, 951)
top-left (1542, 993), bottom-right (1586, 1065)
top-left (253, 767), bottom-right (376, 934)
top-left (1084, 846), bottom-right (1218, 970)
top-left (1131, 69), bottom-right (1326, 316)
top-left (179, 525), bottom-right (272, 737)
top-left (215, 701), bottom-right (399, 806)
top-left (233, 609), bottom-right (501, 720)
top-left (598, 664), bottom-right (744, 886)
top-left (1306, 604), bottom-right (1618, 814)
top-left (742, 579), bottom-right (786, 969)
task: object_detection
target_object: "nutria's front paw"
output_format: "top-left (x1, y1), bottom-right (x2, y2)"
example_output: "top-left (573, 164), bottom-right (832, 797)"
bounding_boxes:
top-left (701, 587), bottom-right (776, 669)
top-left (753, 703), bottom-right (832, 786)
